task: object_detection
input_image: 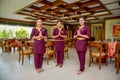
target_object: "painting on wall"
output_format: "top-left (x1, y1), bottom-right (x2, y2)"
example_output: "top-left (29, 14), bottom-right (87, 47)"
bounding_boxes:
top-left (113, 24), bottom-right (120, 37)
top-left (91, 23), bottom-right (105, 41)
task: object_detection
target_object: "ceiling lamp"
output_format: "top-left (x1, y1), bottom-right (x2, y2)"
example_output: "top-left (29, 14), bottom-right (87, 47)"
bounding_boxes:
top-left (75, 11), bottom-right (77, 15)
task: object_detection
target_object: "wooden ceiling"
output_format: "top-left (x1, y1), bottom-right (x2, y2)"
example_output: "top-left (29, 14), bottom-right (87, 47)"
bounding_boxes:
top-left (15, 0), bottom-right (119, 25)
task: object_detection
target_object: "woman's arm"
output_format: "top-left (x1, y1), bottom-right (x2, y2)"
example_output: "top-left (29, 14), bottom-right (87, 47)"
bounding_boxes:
top-left (52, 29), bottom-right (59, 39)
top-left (30, 28), bottom-right (38, 39)
top-left (59, 28), bottom-right (67, 39)
top-left (39, 28), bottom-right (48, 39)
top-left (78, 27), bottom-right (91, 39)
top-left (52, 35), bottom-right (59, 39)
top-left (73, 29), bottom-right (79, 38)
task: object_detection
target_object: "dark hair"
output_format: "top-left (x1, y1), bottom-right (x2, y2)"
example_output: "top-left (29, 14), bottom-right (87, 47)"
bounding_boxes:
top-left (77, 24), bottom-right (81, 27)
top-left (56, 19), bottom-right (63, 24)
top-left (79, 16), bottom-right (87, 20)
top-left (37, 19), bottom-right (42, 21)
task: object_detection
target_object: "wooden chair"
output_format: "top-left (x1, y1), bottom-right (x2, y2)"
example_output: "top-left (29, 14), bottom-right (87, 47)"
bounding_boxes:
top-left (16, 40), bottom-right (33, 65)
top-left (25, 40), bottom-right (33, 51)
top-left (0, 39), bottom-right (4, 52)
top-left (71, 38), bottom-right (76, 48)
top-left (10, 38), bottom-right (16, 53)
top-left (64, 39), bottom-right (70, 59)
top-left (4, 39), bottom-right (12, 53)
top-left (88, 42), bottom-right (108, 69)
top-left (45, 40), bottom-right (55, 65)
top-left (115, 42), bottom-right (120, 74)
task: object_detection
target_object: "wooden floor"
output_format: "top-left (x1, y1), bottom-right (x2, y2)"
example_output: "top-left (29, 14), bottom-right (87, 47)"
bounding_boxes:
top-left (0, 48), bottom-right (120, 80)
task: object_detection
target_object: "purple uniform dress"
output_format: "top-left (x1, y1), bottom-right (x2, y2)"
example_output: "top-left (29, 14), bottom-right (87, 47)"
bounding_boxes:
top-left (52, 28), bottom-right (67, 64)
top-left (74, 26), bottom-right (91, 71)
top-left (30, 27), bottom-right (47, 69)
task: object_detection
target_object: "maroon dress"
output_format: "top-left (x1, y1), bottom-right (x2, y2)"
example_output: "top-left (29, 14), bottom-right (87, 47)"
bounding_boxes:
top-left (74, 26), bottom-right (91, 71)
top-left (52, 28), bottom-right (67, 64)
top-left (30, 27), bottom-right (47, 69)
top-left (74, 26), bottom-right (91, 51)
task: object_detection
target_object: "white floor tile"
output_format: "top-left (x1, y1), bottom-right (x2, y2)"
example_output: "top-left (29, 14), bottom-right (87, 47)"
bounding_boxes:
top-left (0, 48), bottom-right (120, 80)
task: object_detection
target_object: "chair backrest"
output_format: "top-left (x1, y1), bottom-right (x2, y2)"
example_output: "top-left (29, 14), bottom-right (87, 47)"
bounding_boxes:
top-left (5, 39), bottom-right (11, 45)
top-left (16, 40), bottom-right (23, 53)
top-left (116, 42), bottom-right (120, 56)
top-left (64, 39), bottom-right (70, 47)
top-left (107, 42), bottom-right (116, 57)
top-left (25, 40), bottom-right (33, 49)
top-left (46, 40), bottom-right (54, 50)
top-left (0, 39), bottom-right (3, 46)
top-left (89, 42), bottom-right (103, 55)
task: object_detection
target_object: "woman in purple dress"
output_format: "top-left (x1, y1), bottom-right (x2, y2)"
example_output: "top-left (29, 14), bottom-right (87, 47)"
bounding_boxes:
top-left (30, 19), bottom-right (47, 73)
top-left (74, 17), bottom-right (91, 74)
top-left (52, 20), bottom-right (67, 67)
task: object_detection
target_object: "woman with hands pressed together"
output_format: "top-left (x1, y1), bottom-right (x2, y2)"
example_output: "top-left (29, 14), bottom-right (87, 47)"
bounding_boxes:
top-left (30, 19), bottom-right (47, 73)
top-left (74, 17), bottom-right (91, 74)
top-left (52, 20), bottom-right (67, 68)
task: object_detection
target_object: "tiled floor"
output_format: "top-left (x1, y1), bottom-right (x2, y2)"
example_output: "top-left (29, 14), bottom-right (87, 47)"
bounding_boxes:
top-left (0, 48), bottom-right (120, 80)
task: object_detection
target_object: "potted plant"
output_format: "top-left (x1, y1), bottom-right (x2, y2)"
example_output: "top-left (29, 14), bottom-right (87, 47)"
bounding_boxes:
top-left (15, 28), bottom-right (28, 39)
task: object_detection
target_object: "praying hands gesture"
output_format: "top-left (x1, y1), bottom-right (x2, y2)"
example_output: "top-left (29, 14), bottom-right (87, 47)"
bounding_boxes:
top-left (38, 31), bottom-right (43, 38)
top-left (54, 29), bottom-right (61, 38)
top-left (52, 28), bottom-right (67, 39)
top-left (77, 30), bottom-right (80, 37)
top-left (52, 28), bottom-right (61, 38)
top-left (58, 29), bottom-right (67, 38)
top-left (73, 29), bottom-right (82, 38)
top-left (58, 29), bottom-right (61, 36)
top-left (32, 30), bottom-right (43, 40)
top-left (74, 29), bottom-right (89, 39)
top-left (76, 30), bottom-right (83, 38)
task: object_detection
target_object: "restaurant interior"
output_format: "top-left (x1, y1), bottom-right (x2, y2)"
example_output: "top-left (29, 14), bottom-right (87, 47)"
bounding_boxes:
top-left (0, 0), bottom-right (120, 80)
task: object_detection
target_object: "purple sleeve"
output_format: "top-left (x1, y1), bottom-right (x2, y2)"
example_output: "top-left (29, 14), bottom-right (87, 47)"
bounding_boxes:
top-left (30, 28), bottom-right (35, 39)
top-left (74, 28), bottom-right (77, 36)
top-left (52, 29), bottom-right (56, 36)
top-left (43, 28), bottom-right (48, 37)
top-left (62, 28), bottom-right (67, 35)
top-left (45, 29), bottom-right (48, 37)
top-left (86, 27), bottom-right (91, 38)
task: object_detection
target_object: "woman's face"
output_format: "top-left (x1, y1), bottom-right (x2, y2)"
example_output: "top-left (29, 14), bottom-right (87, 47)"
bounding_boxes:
top-left (57, 21), bottom-right (62, 28)
top-left (79, 18), bottom-right (85, 26)
top-left (36, 19), bottom-right (42, 27)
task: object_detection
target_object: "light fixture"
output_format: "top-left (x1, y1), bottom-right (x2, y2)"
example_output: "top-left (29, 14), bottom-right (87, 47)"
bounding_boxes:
top-left (62, 14), bottom-right (64, 17)
top-left (51, 11), bottom-right (54, 19)
top-left (75, 11), bottom-right (77, 15)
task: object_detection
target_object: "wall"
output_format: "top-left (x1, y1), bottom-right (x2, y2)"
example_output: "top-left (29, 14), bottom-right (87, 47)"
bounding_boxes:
top-left (44, 25), bottom-right (56, 38)
top-left (105, 18), bottom-right (120, 40)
